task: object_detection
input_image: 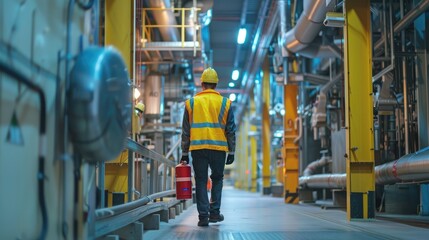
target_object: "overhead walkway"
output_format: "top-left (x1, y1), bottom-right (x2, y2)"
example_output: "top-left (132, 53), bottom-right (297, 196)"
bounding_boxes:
top-left (143, 186), bottom-right (429, 240)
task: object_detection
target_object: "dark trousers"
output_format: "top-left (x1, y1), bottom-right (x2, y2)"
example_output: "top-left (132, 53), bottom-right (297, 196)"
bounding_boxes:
top-left (191, 149), bottom-right (226, 219)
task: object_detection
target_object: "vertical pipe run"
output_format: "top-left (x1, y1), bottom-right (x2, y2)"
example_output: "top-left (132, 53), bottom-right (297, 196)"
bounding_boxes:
top-left (262, 57), bottom-right (272, 195)
top-left (400, 0), bottom-right (410, 154)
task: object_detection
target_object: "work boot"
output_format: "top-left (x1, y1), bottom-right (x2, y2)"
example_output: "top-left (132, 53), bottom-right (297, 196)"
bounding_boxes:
top-left (209, 213), bottom-right (224, 223)
top-left (198, 217), bottom-right (209, 227)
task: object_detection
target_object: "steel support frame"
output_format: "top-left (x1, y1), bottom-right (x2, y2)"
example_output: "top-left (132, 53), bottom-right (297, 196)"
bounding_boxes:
top-left (105, 0), bottom-right (134, 205)
top-left (249, 94), bottom-right (258, 192)
top-left (283, 85), bottom-right (299, 204)
top-left (344, 0), bottom-right (375, 220)
top-left (262, 57), bottom-right (272, 195)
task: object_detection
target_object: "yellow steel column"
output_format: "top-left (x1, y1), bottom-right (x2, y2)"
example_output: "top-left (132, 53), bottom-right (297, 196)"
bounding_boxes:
top-left (104, 0), bottom-right (134, 205)
top-left (249, 96), bottom-right (258, 192)
top-left (283, 85), bottom-right (299, 203)
top-left (262, 57), bottom-right (272, 194)
top-left (105, 0), bottom-right (133, 76)
top-left (235, 122), bottom-right (245, 189)
top-left (244, 113), bottom-right (250, 190)
top-left (344, 0), bottom-right (375, 220)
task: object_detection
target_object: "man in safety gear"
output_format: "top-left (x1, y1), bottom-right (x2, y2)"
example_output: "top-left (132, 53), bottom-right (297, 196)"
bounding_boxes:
top-left (181, 67), bottom-right (236, 227)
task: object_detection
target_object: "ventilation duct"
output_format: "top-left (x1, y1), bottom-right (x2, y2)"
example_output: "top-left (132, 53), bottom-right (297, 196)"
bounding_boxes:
top-left (281, 0), bottom-right (337, 57)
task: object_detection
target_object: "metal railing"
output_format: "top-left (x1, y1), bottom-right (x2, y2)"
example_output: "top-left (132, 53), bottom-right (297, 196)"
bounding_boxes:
top-left (94, 138), bottom-right (184, 238)
top-left (141, 7), bottom-right (201, 56)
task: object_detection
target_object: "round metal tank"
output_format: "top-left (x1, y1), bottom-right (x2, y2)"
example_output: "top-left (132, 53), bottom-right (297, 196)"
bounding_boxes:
top-left (144, 74), bottom-right (164, 118)
top-left (69, 47), bottom-right (131, 163)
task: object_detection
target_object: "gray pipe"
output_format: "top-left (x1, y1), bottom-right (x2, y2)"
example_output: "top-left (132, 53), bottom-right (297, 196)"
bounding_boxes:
top-left (303, 156), bottom-right (332, 176)
top-left (282, 0), bottom-right (336, 53)
top-left (300, 147), bottom-right (429, 188)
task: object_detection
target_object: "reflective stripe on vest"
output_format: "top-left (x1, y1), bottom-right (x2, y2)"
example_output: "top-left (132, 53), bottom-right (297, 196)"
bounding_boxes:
top-left (185, 89), bottom-right (230, 151)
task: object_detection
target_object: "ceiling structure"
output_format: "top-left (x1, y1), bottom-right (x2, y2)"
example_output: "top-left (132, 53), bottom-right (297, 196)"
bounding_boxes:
top-left (209, 0), bottom-right (262, 94)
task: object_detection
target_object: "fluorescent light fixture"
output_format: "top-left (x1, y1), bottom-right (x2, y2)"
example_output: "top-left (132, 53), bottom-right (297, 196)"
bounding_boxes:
top-left (231, 70), bottom-right (239, 81)
top-left (229, 82), bottom-right (235, 87)
top-left (229, 93), bottom-right (237, 102)
top-left (237, 27), bottom-right (247, 44)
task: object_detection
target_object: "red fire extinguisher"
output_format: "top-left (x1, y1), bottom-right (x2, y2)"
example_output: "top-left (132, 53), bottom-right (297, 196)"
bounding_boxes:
top-left (175, 163), bottom-right (192, 199)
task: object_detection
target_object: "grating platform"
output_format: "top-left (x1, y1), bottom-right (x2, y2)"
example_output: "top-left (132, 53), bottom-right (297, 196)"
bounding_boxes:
top-left (143, 187), bottom-right (429, 240)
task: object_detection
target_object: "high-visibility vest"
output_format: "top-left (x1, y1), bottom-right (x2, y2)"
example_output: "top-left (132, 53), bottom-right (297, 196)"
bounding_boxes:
top-left (185, 89), bottom-right (231, 151)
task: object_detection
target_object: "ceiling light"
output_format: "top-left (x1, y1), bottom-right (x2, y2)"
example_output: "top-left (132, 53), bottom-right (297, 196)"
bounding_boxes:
top-left (229, 93), bottom-right (237, 102)
top-left (229, 82), bottom-right (235, 87)
top-left (231, 70), bottom-right (239, 81)
top-left (237, 27), bottom-right (247, 44)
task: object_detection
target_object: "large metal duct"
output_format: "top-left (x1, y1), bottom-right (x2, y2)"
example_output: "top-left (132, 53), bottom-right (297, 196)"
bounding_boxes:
top-left (281, 0), bottom-right (336, 53)
top-left (299, 147), bottom-right (429, 188)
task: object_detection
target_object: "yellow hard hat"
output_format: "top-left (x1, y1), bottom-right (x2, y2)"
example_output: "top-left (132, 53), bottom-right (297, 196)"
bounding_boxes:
top-left (201, 67), bottom-right (219, 84)
top-left (135, 102), bottom-right (145, 113)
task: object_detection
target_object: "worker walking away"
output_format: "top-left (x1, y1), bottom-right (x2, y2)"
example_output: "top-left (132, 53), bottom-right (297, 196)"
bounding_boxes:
top-left (181, 67), bottom-right (236, 227)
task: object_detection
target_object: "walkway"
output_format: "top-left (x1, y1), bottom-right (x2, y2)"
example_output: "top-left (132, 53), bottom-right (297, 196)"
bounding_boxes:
top-left (143, 187), bottom-right (429, 240)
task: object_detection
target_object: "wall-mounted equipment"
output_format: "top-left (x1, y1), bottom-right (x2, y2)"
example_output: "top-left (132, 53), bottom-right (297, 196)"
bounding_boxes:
top-left (68, 47), bottom-right (131, 163)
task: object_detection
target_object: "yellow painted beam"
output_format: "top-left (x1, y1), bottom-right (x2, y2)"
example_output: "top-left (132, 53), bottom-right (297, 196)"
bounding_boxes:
top-left (283, 85), bottom-right (299, 204)
top-left (249, 95), bottom-right (258, 192)
top-left (344, 0), bottom-right (375, 220)
top-left (105, 0), bottom-right (133, 77)
top-left (105, 0), bottom-right (134, 205)
top-left (262, 57), bottom-right (271, 195)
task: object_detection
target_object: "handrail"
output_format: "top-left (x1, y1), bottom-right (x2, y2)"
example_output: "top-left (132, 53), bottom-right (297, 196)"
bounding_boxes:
top-left (95, 190), bottom-right (183, 238)
top-left (126, 138), bottom-right (175, 168)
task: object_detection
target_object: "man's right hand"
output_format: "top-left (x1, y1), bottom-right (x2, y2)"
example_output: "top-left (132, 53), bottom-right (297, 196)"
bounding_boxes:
top-left (226, 154), bottom-right (234, 165)
top-left (181, 155), bottom-right (189, 165)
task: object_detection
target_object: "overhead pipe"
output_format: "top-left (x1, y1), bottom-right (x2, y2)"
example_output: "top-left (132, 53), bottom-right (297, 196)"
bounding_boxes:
top-left (300, 147), bottom-right (429, 188)
top-left (281, 0), bottom-right (336, 55)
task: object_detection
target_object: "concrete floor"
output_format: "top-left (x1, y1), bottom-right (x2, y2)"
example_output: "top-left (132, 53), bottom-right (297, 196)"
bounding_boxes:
top-left (143, 187), bottom-right (429, 240)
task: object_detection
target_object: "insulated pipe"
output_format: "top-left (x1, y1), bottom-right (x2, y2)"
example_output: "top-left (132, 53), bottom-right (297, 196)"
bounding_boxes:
top-left (282, 0), bottom-right (335, 53)
top-left (303, 156), bottom-right (332, 176)
top-left (299, 173), bottom-right (346, 189)
top-left (375, 147), bottom-right (429, 185)
top-left (300, 147), bottom-right (429, 188)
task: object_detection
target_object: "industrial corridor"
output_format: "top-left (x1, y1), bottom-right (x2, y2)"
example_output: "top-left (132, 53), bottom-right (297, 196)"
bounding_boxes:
top-left (143, 187), bottom-right (429, 240)
top-left (2, 0), bottom-right (429, 239)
